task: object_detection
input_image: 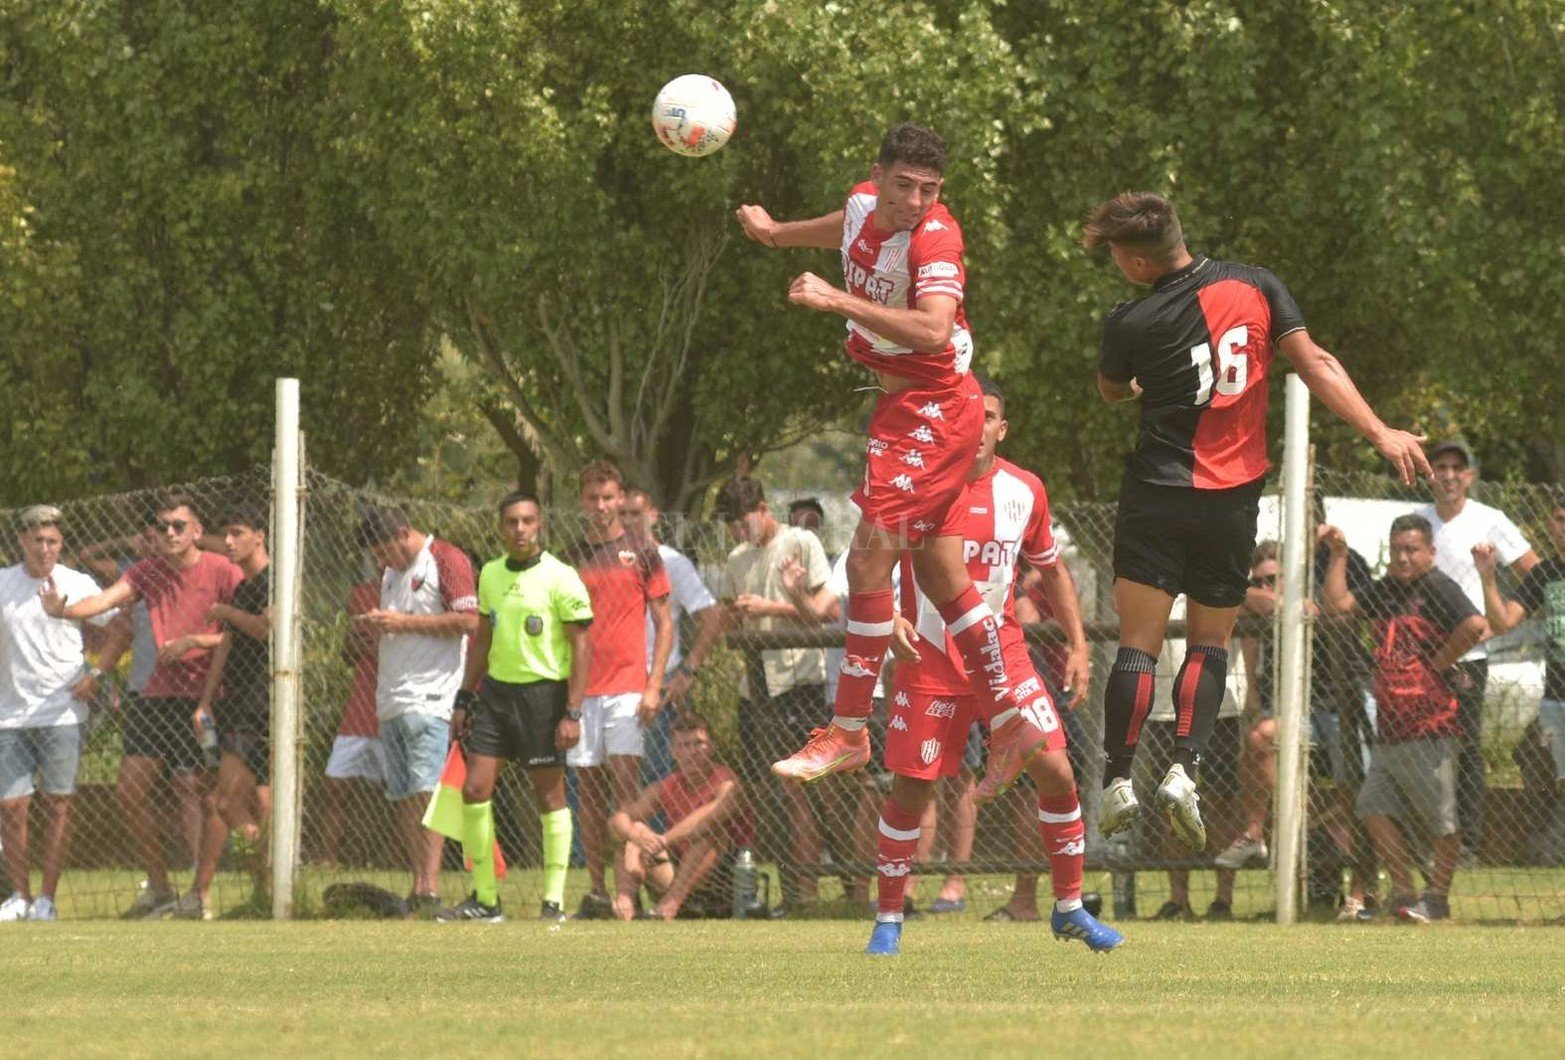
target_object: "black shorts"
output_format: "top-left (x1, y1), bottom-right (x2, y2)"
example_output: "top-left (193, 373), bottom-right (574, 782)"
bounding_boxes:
top-left (219, 728), bottom-right (271, 786)
top-left (467, 678), bottom-right (568, 769)
top-left (122, 696), bottom-right (205, 774)
top-left (1144, 716), bottom-right (1242, 798)
top-left (1113, 474), bottom-right (1264, 608)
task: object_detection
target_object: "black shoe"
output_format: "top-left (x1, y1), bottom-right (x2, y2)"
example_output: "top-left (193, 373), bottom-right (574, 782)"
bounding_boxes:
top-left (1152, 900), bottom-right (1191, 921)
top-left (435, 893), bottom-right (503, 923)
top-left (1205, 899), bottom-right (1233, 921)
top-left (405, 892), bottom-right (442, 920)
top-left (576, 890), bottom-right (613, 920)
top-left (539, 901), bottom-right (566, 923)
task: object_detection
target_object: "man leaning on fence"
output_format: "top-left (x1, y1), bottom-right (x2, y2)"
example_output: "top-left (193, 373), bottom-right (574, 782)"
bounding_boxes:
top-left (1, 506), bottom-right (122, 921)
top-left (43, 494), bottom-right (242, 919)
top-left (1322, 514), bottom-right (1487, 923)
top-left (356, 506), bottom-right (479, 916)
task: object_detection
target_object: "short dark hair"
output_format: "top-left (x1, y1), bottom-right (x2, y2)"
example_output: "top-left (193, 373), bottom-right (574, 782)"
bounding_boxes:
top-left (497, 490), bottom-right (541, 518)
top-left (626, 486), bottom-right (657, 507)
top-left (1389, 513), bottom-right (1434, 545)
top-left (1082, 192), bottom-right (1185, 262)
top-left (975, 372), bottom-right (1005, 414)
top-left (357, 504), bottom-right (410, 548)
top-left (714, 476), bottom-right (765, 522)
top-left (788, 498), bottom-right (825, 521)
top-left (219, 504), bottom-right (268, 533)
top-left (153, 492), bottom-right (202, 523)
top-left (579, 460), bottom-right (624, 492)
top-left (878, 123), bottom-right (946, 174)
top-left (1251, 540), bottom-right (1279, 566)
top-left (673, 710), bottom-right (712, 736)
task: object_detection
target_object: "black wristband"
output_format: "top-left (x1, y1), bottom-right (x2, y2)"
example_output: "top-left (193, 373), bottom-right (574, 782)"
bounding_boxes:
top-left (455, 689), bottom-right (477, 711)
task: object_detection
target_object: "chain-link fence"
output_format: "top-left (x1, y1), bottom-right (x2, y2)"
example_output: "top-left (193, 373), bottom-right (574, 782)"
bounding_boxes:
top-left (2, 461), bottom-right (1561, 924)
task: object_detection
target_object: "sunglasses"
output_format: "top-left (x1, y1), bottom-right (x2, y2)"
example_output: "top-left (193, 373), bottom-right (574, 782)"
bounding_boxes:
top-left (156, 519), bottom-right (190, 534)
top-left (1249, 574), bottom-right (1278, 588)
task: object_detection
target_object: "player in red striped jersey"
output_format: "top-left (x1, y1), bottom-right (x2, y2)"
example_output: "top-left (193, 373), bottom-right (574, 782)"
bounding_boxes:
top-left (735, 124), bottom-right (1050, 791)
top-left (864, 376), bottom-right (1121, 955)
top-left (1084, 192), bottom-right (1431, 852)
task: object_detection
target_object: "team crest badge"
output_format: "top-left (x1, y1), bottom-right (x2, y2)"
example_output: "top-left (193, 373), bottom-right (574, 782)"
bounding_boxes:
top-left (919, 738), bottom-right (941, 765)
top-left (411, 577), bottom-right (424, 593)
top-left (525, 615), bottom-right (544, 637)
top-left (618, 549), bottom-right (637, 567)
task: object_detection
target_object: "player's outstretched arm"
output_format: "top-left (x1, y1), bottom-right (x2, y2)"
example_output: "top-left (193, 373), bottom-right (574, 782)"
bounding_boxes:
top-left (735, 205), bottom-right (844, 250)
top-left (789, 277), bottom-right (958, 353)
top-left (1277, 331), bottom-right (1431, 486)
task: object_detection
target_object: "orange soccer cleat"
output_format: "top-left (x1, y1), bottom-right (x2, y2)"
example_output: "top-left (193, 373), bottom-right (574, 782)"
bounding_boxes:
top-left (771, 724), bottom-right (871, 782)
top-left (973, 714), bottom-right (1051, 804)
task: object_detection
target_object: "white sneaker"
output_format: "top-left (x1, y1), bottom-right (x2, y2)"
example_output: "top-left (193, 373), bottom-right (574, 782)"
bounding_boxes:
top-left (0, 892), bottom-right (31, 922)
top-left (1213, 834), bottom-right (1269, 870)
top-left (27, 895), bottom-right (57, 921)
top-left (1156, 764), bottom-right (1206, 851)
top-left (1098, 777), bottom-right (1142, 838)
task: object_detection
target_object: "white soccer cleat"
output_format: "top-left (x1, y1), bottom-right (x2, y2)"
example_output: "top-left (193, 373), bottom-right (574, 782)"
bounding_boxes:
top-left (0, 892), bottom-right (31, 922)
top-left (1098, 777), bottom-right (1141, 839)
top-left (1156, 764), bottom-right (1206, 852)
top-left (26, 895), bottom-right (57, 921)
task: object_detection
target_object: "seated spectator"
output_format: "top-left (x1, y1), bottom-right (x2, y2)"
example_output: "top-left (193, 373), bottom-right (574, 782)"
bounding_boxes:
top-left (1322, 515), bottom-right (1487, 923)
top-left (1, 506), bottom-right (121, 921)
top-left (610, 711), bottom-right (754, 919)
top-left (1474, 491), bottom-right (1565, 863)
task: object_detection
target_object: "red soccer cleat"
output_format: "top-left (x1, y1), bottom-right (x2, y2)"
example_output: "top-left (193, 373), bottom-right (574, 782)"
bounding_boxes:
top-left (973, 714), bottom-right (1050, 804)
top-left (771, 725), bottom-right (871, 782)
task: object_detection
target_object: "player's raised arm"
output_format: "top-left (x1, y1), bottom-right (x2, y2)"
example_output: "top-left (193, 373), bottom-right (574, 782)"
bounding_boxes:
top-left (1276, 330), bottom-right (1431, 486)
top-left (734, 205), bottom-right (844, 250)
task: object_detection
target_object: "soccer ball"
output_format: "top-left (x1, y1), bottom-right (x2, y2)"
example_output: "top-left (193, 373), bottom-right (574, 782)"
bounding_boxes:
top-left (651, 75), bottom-right (736, 158)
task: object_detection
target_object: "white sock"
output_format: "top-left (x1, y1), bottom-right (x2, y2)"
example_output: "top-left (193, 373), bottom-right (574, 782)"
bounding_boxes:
top-left (831, 716), bottom-right (868, 732)
top-left (1055, 898), bottom-right (1083, 913)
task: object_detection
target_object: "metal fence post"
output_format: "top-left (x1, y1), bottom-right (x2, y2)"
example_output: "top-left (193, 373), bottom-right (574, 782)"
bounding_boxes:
top-left (271, 379), bottom-right (303, 919)
top-left (1274, 374), bottom-right (1311, 923)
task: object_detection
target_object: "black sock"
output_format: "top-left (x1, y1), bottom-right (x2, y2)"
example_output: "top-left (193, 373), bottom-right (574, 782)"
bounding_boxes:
top-left (1172, 646), bottom-right (1229, 775)
top-left (1102, 646), bottom-right (1159, 785)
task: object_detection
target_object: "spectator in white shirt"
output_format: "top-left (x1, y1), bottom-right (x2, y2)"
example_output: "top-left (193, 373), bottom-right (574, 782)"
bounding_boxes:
top-left (0, 506), bottom-right (122, 921)
top-left (1414, 440), bottom-right (1539, 859)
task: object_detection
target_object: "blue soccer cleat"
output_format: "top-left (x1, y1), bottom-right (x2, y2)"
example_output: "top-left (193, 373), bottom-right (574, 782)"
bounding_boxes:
top-left (865, 919), bottom-right (903, 957)
top-left (1051, 905), bottom-right (1125, 953)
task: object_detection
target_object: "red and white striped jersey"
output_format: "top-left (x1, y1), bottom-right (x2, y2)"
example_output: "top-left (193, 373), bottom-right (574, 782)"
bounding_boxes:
top-left (898, 457), bottom-right (1059, 694)
top-left (840, 180), bottom-right (973, 389)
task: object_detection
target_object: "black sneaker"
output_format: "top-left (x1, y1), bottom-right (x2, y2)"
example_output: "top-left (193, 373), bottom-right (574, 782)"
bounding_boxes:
top-left (436, 893), bottom-right (503, 923)
top-left (539, 901), bottom-right (566, 923)
top-left (405, 892), bottom-right (443, 920)
top-left (576, 890), bottom-right (613, 920)
top-left (1152, 900), bottom-right (1191, 921)
top-left (1205, 899), bottom-right (1233, 921)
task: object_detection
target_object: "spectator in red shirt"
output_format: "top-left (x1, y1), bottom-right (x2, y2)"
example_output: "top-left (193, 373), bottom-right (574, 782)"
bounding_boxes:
top-left (610, 711), bottom-right (754, 919)
top-left (560, 461), bottom-right (674, 918)
top-left (44, 493), bottom-right (243, 919)
top-left (1322, 514), bottom-right (1487, 923)
top-left (316, 579), bottom-right (387, 868)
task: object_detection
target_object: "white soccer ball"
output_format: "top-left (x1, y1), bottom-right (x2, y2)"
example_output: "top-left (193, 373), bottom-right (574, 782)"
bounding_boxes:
top-left (651, 74), bottom-right (736, 158)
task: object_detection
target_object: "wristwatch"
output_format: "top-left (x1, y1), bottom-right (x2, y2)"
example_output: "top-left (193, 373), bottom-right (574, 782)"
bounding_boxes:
top-left (565, 707), bottom-right (583, 722)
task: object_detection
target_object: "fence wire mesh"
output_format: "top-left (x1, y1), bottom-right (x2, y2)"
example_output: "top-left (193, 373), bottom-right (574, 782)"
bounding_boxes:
top-left (1, 462), bottom-right (1561, 923)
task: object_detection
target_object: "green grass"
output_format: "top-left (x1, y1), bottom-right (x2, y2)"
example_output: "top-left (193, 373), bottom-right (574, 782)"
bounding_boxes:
top-left (4, 918), bottom-right (1562, 1058)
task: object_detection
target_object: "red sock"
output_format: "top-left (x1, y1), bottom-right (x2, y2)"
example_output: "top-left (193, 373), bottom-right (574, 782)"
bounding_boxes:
top-left (876, 801), bottom-right (923, 919)
top-left (935, 585), bottom-right (1013, 723)
top-left (833, 589), bottom-right (894, 726)
top-left (1038, 789), bottom-right (1085, 906)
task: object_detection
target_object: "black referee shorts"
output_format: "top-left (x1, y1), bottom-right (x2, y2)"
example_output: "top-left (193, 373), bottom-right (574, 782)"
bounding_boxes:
top-left (467, 677), bottom-right (568, 769)
top-left (1113, 474), bottom-right (1264, 609)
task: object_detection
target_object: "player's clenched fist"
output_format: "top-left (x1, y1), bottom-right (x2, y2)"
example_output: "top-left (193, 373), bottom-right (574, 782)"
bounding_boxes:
top-left (788, 271), bottom-right (839, 312)
top-left (734, 204), bottom-right (779, 247)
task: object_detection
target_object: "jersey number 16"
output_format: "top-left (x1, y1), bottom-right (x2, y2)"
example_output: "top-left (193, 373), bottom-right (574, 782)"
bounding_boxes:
top-left (1190, 325), bottom-right (1249, 405)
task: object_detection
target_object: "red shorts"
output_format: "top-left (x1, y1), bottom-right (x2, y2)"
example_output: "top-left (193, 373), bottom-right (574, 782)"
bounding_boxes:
top-left (852, 375), bottom-right (982, 542)
top-left (884, 687), bottom-right (978, 780)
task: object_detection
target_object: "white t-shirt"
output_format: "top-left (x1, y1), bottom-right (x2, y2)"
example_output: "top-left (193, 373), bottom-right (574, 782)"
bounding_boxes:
top-left (376, 536), bottom-right (477, 721)
top-left (644, 543), bottom-right (717, 676)
top-left (0, 563), bottom-right (115, 729)
top-left (721, 526), bottom-right (834, 698)
top-left (1415, 499), bottom-right (1532, 660)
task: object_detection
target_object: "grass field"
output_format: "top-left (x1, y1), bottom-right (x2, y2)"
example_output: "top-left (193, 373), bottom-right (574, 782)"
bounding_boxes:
top-left (6, 918), bottom-right (1563, 1058)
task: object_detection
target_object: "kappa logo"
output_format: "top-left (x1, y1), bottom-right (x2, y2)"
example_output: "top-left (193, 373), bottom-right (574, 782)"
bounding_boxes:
top-left (840, 657), bottom-right (876, 679)
top-left (866, 438), bottom-right (890, 457)
top-left (924, 698), bottom-right (957, 720)
top-left (618, 550), bottom-right (638, 567)
top-left (894, 691), bottom-right (910, 709)
top-left (919, 738), bottom-right (941, 765)
top-left (909, 425), bottom-right (935, 444)
top-left (901, 450), bottom-right (926, 469)
top-left (890, 474), bottom-right (916, 493)
top-left (924, 219), bottom-right (947, 233)
top-left (912, 519), bottom-right (937, 534)
top-left (916, 401), bottom-right (944, 420)
top-left (878, 862), bottom-right (913, 878)
top-left (889, 714), bottom-right (909, 732)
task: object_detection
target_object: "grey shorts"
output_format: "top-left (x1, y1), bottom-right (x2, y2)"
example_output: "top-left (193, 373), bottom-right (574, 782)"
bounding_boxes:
top-left (1356, 736), bottom-right (1459, 837)
top-left (1538, 700), bottom-right (1565, 782)
top-left (0, 725), bottom-right (83, 800)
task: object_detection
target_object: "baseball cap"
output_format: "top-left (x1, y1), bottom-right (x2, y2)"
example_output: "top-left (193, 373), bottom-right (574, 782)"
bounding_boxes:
top-left (714, 476), bottom-right (765, 522)
top-left (18, 504), bottom-right (62, 530)
top-left (1428, 440), bottom-right (1477, 471)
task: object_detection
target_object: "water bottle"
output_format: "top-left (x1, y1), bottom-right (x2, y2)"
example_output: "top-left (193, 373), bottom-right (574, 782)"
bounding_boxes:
top-left (732, 847), bottom-right (760, 920)
top-left (197, 711), bottom-right (220, 770)
top-left (1109, 836), bottom-right (1137, 919)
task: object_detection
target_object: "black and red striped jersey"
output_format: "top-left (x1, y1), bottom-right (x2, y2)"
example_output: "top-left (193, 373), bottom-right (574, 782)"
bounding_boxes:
top-left (1098, 256), bottom-right (1307, 490)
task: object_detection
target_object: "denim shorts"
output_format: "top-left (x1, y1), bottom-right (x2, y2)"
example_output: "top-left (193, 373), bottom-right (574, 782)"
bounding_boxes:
top-left (1538, 699), bottom-right (1565, 782)
top-left (379, 711), bottom-right (450, 801)
top-left (0, 725), bottom-right (83, 800)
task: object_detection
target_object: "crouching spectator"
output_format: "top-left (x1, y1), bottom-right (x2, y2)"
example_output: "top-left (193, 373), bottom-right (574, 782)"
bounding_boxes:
top-left (610, 711), bottom-right (755, 920)
top-left (1322, 516), bottom-right (1487, 924)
